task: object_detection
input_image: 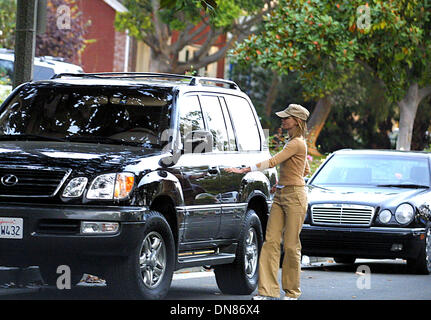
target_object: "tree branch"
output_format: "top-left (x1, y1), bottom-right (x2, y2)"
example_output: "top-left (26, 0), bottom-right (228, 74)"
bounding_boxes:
top-left (419, 84), bottom-right (431, 101)
top-left (176, 33), bottom-right (241, 73)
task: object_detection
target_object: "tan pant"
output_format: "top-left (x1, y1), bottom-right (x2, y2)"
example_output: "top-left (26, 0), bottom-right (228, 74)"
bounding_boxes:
top-left (257, 186), bottom-right (307, 298)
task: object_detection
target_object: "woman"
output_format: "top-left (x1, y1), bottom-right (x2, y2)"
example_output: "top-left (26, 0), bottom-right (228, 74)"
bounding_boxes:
top-left (225, 104), bottom-right (310, 300)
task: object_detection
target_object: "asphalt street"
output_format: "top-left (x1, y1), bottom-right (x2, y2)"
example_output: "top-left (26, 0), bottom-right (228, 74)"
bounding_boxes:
top-left (1, 258), bottom-right (430, 300)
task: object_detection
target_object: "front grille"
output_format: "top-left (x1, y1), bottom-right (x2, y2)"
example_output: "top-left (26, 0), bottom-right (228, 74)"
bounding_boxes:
top-left (0, 167), bottom-right (70, 197)
top-left (311, 204), bottom-right (375, 227)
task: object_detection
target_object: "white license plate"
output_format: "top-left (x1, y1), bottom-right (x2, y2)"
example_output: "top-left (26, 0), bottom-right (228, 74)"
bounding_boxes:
top-left (0, 217), bottom-right (23, 239)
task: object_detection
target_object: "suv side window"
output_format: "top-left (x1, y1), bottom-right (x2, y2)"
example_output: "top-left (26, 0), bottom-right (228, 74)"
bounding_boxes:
top-left (219, 96), bottom-right (237, 151)
top-left (200, 95), bottom-right (230, 152)
top-left (224, 95), bottom-right (261, 151)
top-left (178, 95), bottom-right (205, 145)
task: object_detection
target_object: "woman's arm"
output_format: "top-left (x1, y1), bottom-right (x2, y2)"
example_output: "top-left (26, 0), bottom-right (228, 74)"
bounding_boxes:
top-left (224, 139), bottom-right (300, 174)
top-left (304, 158), bottom-right (311, 176)
top-left (224, 167), bottom-right (251, 174)
top-left (254, 139), bottom-right (299, 171)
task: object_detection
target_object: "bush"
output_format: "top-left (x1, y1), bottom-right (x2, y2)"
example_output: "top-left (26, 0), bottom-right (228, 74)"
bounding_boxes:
top-left (0, 86), bottom-right (11, 105)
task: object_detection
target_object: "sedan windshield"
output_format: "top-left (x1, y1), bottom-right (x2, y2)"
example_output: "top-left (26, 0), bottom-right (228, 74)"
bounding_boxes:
top-left (311, 154), bottom-right (430, 187)
top-left (0, 84), bottom-right (173, 147)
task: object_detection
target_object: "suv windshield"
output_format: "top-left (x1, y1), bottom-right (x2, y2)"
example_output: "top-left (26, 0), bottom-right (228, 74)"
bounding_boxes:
top-left (312, 154), bottom-right (430, 187)
top-left (0, 84), bottom-right (173, 147)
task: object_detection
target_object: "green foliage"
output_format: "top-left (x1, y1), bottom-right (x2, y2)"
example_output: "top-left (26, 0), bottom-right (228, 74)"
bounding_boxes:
top-left (116, 0), bottom-right (266, 37)
top-left (232, 0), bottom-right (431, 103)
top-left (0, 0), bottom-right (16, 49)
top-left (0, 86), bottom-right (11, 105)
top-left (353, 0), bottom-right (431, 102)
top-left (160, 0), bottom-right (217, 11)
top-left (232, 0), bottom-right (359, 100)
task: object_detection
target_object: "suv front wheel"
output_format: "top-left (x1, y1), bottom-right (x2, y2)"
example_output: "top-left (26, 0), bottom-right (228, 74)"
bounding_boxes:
top-left (214, 209), bottom-right (263, 295)
top-left (105, 211), bottom-right (175, 299)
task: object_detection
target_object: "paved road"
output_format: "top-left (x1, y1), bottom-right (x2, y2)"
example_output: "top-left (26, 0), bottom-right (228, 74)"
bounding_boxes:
top-left (1, 258), bottom-right (430, 300)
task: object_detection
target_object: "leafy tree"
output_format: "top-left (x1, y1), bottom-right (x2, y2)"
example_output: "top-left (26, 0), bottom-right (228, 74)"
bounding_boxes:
top-left (36, 0), bottom-right (89, 62)
top-left (159, 0), bottom-right (217, 11)
top-left (115, 0), bottom-right (274, 73)
top-left (230, 64), bottom-right (310, 132)
top-left (0, 0), bottom-right (88, 62)
top-left (232, 0), bottom-right (360, 155)
top-left (0, 0), bottom-right (16, 49)
top-left (353, 0), bottom-right (431, 150)
top-left (232, 0), bottom-right (431, 152)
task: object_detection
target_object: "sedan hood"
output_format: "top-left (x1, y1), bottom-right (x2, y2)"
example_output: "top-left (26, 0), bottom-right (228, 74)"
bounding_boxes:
top-left (307, 184), bottom-right (428, 208)
top-left (0, 141), bottom-right (161, 175)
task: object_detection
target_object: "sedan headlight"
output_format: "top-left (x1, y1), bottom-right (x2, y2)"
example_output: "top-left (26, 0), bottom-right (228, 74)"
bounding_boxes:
top-left (378, 209), bottom-right (392, 224)
top-left (395, 203), bottom-right (415, 225)
top-left (87, 173), bottom-right (135, 200)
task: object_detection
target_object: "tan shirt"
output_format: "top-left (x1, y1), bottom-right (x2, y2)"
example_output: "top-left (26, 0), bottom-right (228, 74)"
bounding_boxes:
top-left (255, 137), bottom-right (310, 186)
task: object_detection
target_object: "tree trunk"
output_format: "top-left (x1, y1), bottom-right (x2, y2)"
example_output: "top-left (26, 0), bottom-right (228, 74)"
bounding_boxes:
top-left (396, 83), bottom-right (431, 151)
top-left (307, 96), bottom-right (333, 156)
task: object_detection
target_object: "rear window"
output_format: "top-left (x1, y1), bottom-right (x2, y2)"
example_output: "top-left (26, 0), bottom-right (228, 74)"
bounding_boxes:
top-left (224, 95), bottom-right (261, 151)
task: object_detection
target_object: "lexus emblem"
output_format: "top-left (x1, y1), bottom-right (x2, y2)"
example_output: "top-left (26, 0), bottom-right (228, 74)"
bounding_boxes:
top-left (1, 174), bottom-right (19, 187)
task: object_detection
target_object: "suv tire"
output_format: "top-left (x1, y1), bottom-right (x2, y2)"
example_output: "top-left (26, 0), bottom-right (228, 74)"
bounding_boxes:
top-left (214, 209), bottom-right (263, 295)
top-left (104, 211), bottom-right (175, 299)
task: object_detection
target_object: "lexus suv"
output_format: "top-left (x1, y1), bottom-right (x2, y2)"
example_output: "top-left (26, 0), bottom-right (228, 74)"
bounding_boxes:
top-left (0, 73), bottom-right (276, 299)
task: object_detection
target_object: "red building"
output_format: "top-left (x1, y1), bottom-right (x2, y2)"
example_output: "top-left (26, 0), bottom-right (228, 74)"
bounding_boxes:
top-left (75, 0), bottom-right (130, 73)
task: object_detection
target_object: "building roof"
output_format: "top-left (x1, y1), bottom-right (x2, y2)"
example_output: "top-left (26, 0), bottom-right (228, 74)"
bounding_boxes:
top-left (103, 0), bottom-right (128, 13)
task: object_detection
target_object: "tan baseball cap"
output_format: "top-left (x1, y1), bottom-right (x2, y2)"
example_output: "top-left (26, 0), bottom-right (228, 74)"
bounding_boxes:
top-left (275, 104), bottom-right (310, 121)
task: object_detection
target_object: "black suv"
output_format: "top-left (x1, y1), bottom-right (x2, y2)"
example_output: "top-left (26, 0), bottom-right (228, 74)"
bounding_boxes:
top-left (0, 73), bottom-right (276, 299)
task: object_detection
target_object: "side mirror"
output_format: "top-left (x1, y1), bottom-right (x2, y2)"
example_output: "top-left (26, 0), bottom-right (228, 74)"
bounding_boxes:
top-left (159, 149), bottom-right (182, 168)
top-left (304, 177), bottom-right (309, 184)
top-left (183, 130), bottom-right (213, 154)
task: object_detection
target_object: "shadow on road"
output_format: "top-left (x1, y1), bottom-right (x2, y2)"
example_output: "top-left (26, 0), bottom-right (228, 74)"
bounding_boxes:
top-left (303, 259), bottom-right (411, 275)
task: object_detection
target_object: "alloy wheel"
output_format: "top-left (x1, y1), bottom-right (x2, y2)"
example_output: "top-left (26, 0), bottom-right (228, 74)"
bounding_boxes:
top-left (139, 231), bottom-right (167, 289)
top-left (244, 228), bottom-right (258, 278)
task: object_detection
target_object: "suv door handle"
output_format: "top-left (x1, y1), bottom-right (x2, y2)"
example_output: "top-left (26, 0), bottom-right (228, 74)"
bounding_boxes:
top-left (207, 166), bottom-right (219, 175)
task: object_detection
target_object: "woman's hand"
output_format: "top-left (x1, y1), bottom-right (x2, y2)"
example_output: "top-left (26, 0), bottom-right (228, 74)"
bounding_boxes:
top-left (224, 167), bottom-right (250, 174)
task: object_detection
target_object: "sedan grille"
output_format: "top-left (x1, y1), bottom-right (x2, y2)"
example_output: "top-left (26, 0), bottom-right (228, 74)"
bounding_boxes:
top-left (0, 167), bottom-right (71, 197)
top-left (311, 204), bottom-right (375, 227)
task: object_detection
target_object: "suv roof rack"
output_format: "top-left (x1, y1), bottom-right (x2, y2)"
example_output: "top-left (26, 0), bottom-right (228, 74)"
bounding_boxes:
top-left (51, 72), bottom-right (240, 90)
top-left (39, 56), bottom-right (66, 62)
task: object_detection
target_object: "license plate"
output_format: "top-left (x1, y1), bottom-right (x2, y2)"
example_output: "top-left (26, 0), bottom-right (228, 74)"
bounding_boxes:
top-left (0, 218), bottom-right (23, 239)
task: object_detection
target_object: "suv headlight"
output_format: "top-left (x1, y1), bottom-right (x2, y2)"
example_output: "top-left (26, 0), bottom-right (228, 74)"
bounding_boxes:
top-left (63, 177), bottom-right (88, 198)
top-left (87, 173), bottom-right (135, 200)
top-left (395, 203), bottom-right (414, 225)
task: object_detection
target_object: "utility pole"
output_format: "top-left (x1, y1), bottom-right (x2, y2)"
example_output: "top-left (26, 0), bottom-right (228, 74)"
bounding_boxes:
top-left (13, 0), bottom-right (46, 89)
top-left (13, 0), bottom-right (37, 89)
